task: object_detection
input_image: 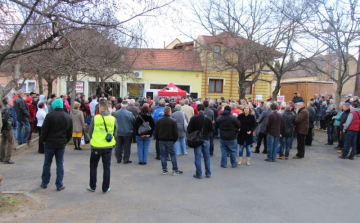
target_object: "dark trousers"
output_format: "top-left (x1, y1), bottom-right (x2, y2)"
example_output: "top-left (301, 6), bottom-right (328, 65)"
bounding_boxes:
top-left (305, 128), bottom-right (313, 146)
top-left (209, 132), bottom-right (214, 155)
top-left (156, 139), bottom-right (160, 158)
top-left (38, 127), bottom-right (44, 153)
top-left (28, 121), bottom-right (34, 140)
top-left (296, 133), bottom-right (306, 158)
top-left (357, 132), bottom-right (360, 155)
top-left (327, 125), bottom-right (335, 145)
top-left (115, 136), bottom-right (132, 162)
top-left (320, 120), bottom-right (326, 130)
top-left (90, 148), bottom-right (112, 192)
top-left (255, 132), bottom-right (267, 152)
top-left (0, 129), bottom-right (15, 162)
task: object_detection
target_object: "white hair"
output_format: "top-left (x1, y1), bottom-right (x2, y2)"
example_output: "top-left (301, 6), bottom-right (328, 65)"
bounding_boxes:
top-left (266, 102), bottom-right (272, 109)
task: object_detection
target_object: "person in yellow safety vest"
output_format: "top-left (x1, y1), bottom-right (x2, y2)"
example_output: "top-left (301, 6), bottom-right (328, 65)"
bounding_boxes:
top-left (87, 100), bottom-right (117, 194)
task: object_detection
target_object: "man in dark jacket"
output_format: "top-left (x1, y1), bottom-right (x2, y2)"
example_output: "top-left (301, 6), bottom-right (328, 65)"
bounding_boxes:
top-left (294, 102), bottom-right (309, 159)
top-left (306, 101), bottom-right (316, 146)
top-left (155, 106), bottom-right (183, 175)
top-left (14, 89), bottom-right (30, 145)
top-left (325, 104), bottom-right (337, 145)
top-left (216, 105), bottom-right (240, 168)
top-left (279, 105), bottom-right (295, 159)
top-left (265, 103), bottom-right (283, 162)
top-left (254, 102), bottom-right (271, 154)
top-left (204, 101), bottom-right (215, 157)
top-left (40, 99), bottom-right (73, 191)
top-left (319, 101), bottom-right (328, 130)
top-left (337, 103), bottom-right (351, 151)
top-left (188, 104), bottom-right (214, 179)
top-left (1, 97), bottom-right (16, 164)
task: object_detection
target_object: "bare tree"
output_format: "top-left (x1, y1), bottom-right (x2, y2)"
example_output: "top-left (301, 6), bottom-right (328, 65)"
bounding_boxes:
top-left (281, 0), bottom-right (360, 107)
top-left (188, 0), bottom-right (280, 99)
top-left (0, 0), bottom-right (175, 98)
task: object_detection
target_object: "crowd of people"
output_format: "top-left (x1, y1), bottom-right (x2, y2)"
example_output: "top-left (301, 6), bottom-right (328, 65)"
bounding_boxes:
top-left (1, 90), bottom-right (359, 193)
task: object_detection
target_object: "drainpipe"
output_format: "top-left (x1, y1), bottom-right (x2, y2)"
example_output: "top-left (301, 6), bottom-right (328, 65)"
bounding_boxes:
top-left (205, 53), bottom-right (208, 98)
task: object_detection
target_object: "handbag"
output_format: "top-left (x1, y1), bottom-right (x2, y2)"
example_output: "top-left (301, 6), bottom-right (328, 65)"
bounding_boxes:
top-left (83, 130), bottom-right (90, 144)
top-left (138, 115), bottom-right (152, 135)
top-left (101, 115), bottom-right (113, 142)
top-left (182, 112), bottom-right (188, 131)
top-left (186, 117), bottom-right (205, 148)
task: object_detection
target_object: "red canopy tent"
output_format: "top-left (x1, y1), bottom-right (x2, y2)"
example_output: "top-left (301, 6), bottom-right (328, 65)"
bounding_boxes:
top-left (157, 83), bottom-right (187, 97)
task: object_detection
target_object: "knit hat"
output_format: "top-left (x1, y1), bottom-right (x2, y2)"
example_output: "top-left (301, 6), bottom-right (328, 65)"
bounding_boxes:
top-left (52, 98), bottom-right (64, 109)
top-left (224, 105), bottom-right (231, 112)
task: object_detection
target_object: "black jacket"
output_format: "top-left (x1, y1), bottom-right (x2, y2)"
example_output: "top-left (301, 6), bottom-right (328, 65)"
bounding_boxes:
top-left (282, 110), bottom-right (295, 137)
top-left (216, 110), bottom-right (240, 140)
top-left (339, 109), bottom-right (350, 131)
top-left (134, 112), bottom-right (155, 137)
top-left (42, 108), bottom-right (73, 149)
top-left (1, 106), bottom-right (14, 131)
top-left (155, 115), bottom-right (178, 142)
top-left (187, 113), bottom-right (214, 140)
top-left (14, 96), bottom-right (30, 122)
top-left (325, 109), bottom-right (337, 126)
top-left (307, 106), bottom-right (316, 128)
top-left (237, 113), bottom-right (256, 145)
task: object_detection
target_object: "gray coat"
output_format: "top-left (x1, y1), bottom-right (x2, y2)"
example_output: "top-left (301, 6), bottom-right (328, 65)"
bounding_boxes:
top-left (257, 109), bottom-right (271, 133)
top-left (70, 109), bottom-right (85, 132)
top-left (115, 107), bottom-right (135, 136)
top-left (171, 111), bottom-right (188, 138)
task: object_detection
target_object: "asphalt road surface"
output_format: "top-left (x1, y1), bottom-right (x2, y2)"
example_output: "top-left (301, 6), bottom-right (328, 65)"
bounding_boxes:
top-left (1, 136), bottom-right (359, 223)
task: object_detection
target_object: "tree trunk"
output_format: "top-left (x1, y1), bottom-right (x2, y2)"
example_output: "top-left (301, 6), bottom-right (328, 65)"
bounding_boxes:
top-left (66, 74), bottom-right (71, 94)
top-left (45, 78), bottom-right (53, 99)
top-left (335, 82), bottom-right (342, 112)
top-left (272, 78), bottom-right (281, 100)
top-left (238, 82), bottom-right (247, 100)
top-left (38, 76), bottom-right (43, 94)
top-left (71, 74), bottom-right (77, 112)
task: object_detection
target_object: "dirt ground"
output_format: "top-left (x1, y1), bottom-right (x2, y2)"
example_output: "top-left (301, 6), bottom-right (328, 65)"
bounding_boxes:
top-left (0, 193), bottom-right (42, 222)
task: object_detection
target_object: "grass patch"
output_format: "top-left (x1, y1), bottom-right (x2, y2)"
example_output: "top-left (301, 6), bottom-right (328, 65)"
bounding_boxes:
top-left (0, 194), bottom-right (23, 213)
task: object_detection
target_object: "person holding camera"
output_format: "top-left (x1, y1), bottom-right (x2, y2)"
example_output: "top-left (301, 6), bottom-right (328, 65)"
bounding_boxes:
top-left (88, 100), bottom-right (117, 193)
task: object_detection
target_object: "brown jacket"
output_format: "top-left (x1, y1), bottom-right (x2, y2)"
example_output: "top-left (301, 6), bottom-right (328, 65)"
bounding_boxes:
top-left (295, 107), bottom-right (309, 135)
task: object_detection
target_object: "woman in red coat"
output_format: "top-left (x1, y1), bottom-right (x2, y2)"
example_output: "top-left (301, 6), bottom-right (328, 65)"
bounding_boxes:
top-left (26, 97), bottom-right (36, 142)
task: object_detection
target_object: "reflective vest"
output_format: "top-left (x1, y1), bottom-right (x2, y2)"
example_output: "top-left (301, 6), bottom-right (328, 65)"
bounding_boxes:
top-left (90, 115), bottom-right (116, 148)
top-left (347, 111), bottom-right (360, 131)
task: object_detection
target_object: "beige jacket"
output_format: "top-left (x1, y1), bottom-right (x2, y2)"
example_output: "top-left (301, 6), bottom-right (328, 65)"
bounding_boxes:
top-left (181, 105), bottom-right (194, 120)
top-left (70, 109), bottom-right (85, 132)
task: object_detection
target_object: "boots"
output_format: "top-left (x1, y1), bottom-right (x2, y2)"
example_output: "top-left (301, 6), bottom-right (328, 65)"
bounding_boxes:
top-left (238, 157), bottom-right (242, 165)
top-left (246, 157), bottom-right (251, 166)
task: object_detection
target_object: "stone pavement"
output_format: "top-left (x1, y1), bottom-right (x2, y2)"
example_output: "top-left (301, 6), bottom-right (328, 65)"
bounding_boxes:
top-left (0, 137), bottom-right (359, 223)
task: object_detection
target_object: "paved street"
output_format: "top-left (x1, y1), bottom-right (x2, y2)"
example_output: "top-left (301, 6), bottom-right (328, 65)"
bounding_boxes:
top-left (1, 136), bottom-right (360, 223)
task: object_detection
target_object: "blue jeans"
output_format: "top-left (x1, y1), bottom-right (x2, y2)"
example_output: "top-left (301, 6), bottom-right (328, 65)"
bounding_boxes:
top-left (136, 136), bottom-right (151, 162)
top-left (289, 131), bottom-right (297, 149)
top-left (279, 137), bottom-right (292, 157)
top-left (13, 121), bottom-right (18, 140)
top-left (253, 126), bottom-right (258, 142)
top-left (267, 134), bottom-right (279, 161)
top-left (41, 145), bottom-right (65, 189)
top-left (238, 142), bottom-right (251, 157)
top-left (174, 137), bottom-right (186, 155)
top-left (89, 148), bottom-right (112, 192)
top-left (327, 125), bottom-right (334, 144)
top-left (341, 131), bottom-right (359, 159)
top-left (159, 141), bottom-right (178, 171)
top-left (17, 121), bottom-right (30, 144)
top-left (220, 139), bottom-right (237, 167)
top-left (194, 140), bottom-right (211, 177)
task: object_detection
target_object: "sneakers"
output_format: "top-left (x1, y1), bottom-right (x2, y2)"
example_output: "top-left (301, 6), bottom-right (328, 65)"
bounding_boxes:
top-left (87, 185), bottom-right (95, 192)
top-left (103, 188), bottom-right (111, 194)
top-left (162, 170), bottom-right (168, 175)
top-left (172, 170), bottom-right (183, 175)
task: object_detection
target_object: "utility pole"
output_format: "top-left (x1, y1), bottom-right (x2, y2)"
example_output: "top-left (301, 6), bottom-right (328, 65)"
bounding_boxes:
top-left (355, 45), bottom-right (360, 96)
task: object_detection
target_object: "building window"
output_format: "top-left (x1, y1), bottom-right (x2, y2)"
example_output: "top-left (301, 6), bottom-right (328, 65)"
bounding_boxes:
top-left (209, 79), bottom-right (223, 93)
top-left (18, 80), bottom-right (36, 93)
top-left (213, 45), bottom-right (220, 60)
top-left (245, 81), bottom-right (252, 94)
top-left (150, 84), bottom-right (167, 89)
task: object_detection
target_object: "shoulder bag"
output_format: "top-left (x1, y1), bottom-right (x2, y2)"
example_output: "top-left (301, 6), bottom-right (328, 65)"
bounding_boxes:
top-left (182, 112), bottom-right (188, 131)
top-left (186, 117), bottom-right (205, 148)
top-left (101, 115), bottom-right (113, 142)
top-left (138, 115), bottom-right (152, 135)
